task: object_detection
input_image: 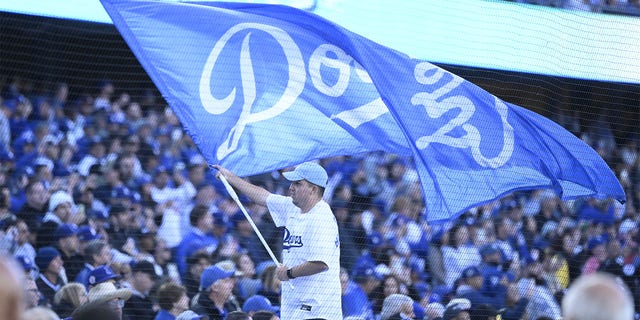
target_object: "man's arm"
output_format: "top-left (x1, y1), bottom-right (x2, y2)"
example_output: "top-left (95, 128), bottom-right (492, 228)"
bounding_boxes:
top-left (276, 261), bottom-right (329, 281)
top-left (212, 165), bottom-right (271, 206)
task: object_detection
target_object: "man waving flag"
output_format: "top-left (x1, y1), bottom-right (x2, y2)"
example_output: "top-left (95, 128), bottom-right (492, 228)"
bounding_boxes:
top-left (100, 0), bottom-right (624, 222)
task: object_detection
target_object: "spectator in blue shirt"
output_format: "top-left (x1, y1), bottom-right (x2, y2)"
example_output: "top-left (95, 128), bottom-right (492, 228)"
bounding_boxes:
top-left (175, 205), bottom-right (219, 276)
top-left (454, 266), bottom-right (506, 310)
top-left (478, 243), bottom-right (513, 302)
top-left (342, 262), bottom-right (383, 320)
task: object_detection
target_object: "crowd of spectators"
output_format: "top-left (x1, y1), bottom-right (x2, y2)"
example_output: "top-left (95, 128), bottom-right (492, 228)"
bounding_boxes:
top-left (505, 0), bottom-right (640, 16)
top-left (0, 75), bottom-right (639, 320)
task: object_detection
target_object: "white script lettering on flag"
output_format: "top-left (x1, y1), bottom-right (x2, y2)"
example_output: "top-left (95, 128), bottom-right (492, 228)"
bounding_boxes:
top-left (411, 65), bottom-right (514, 168)
top-left (199, 23), bottom-right (514, 168)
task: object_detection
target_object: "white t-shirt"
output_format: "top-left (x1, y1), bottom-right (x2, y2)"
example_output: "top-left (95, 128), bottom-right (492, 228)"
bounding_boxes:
top-left (266, 194), bottom-right (343, 320)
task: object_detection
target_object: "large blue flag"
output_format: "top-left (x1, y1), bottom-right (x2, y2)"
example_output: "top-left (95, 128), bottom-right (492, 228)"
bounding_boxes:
top-left (101, 0), bottom-right (624, 222)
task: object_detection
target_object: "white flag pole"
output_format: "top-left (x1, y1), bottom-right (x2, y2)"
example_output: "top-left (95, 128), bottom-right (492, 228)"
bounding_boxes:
top-left (218, 174), bottom-right (294, 289)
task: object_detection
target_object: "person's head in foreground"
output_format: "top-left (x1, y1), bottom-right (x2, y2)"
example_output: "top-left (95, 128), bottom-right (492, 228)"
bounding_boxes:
top-left (87, 281), bottom-right (132, 320)
top-left (157, 282), bottom-right (189, 316)
top-left (252, 311), bottom-right (279, 320)
top-left (71, 301), bottom-right (120, 320)
top-left (562, 272), bottom-right (634, 320)
top-left (0, 256), bottom-right (25, 320)
top-left (380, 293), bottom-right (415, 320)
top-left (20, 307), bottom-right (61, 320)
top-left (443, 298), bottom-right (472, 320)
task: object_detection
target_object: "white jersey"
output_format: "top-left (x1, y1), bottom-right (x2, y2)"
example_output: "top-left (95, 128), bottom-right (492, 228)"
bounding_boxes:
top-left (266, 194), bottom-right (343, 320)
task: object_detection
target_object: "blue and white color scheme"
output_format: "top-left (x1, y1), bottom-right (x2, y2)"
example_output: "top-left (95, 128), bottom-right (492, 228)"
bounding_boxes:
top-left (100, 0), bottom-right (625, 222)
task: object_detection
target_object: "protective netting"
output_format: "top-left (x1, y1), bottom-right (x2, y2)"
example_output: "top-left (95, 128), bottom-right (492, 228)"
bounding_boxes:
top-left (1, 3), bottom-right (639, 320)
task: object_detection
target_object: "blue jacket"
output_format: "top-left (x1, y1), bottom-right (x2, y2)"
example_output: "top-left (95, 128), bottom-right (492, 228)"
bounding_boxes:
top-left (175, 228), bottom-right (219, 276)
top-left (153, 310), bottom-right (175, 320)
top-left (457, 284), bottom-right (506, 310)
top-left (342, 280), bottom-right (375, 320)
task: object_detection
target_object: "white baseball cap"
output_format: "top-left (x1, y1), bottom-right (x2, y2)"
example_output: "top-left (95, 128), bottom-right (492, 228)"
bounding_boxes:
top-left (282, 162), bottom-right (328, 188)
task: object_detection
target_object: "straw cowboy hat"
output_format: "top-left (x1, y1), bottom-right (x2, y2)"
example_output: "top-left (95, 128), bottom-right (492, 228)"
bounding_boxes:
top-left (87, 282), bottom-right (132, 303)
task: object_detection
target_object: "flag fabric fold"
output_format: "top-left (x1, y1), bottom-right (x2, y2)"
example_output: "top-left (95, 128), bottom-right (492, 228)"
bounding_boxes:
top-left (100, 0), bottom-right (624, 222)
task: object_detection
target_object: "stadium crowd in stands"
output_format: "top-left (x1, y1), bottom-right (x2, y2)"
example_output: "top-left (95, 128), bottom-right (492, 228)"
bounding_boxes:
top-left (506, 0), bottom-right (640, 16)
top-left (0, 76), bottom-right (639, 320)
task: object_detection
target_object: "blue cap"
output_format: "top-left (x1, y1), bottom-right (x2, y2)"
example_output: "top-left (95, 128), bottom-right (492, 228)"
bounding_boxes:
top-left (54, 223), bottom-right (79, 241)
top-left (88, 265), bottom-right (119, 286)
top-left (242, 295), bottom-right (280, 313)
top-left (35, 246), bottom-right (61, 271)
top-left (111, 186), bottom-right (132, 199)
top-left (460, 266), bottom-right (482, 280)
top-left (15, 255), bottom-right (37, 272)
top-left (479, 243), bottom-right (502, 257)
top-left (428, 293), bottom-right (442, 303)
top-left (414, 282), bottom-right (432, 300)
top-left (0, 149), bottom-right (14, 161)
top-left (53, 164), bottom-right (72, 177)
top-left (351, 262), bottom-right (383, 282)
top-left (135, 175), bottom-right (153, 187)
top-left (231, 211), bottom-right (247, 226)
top-left (212, 211), bottom-right (230, 227)
top-left (282, 162), bottom-right (328, 188)
top-left (154, 165), bottom-right (169, 176)
top-left (587, 236), bottom-right (608, 251)
top-left (200, 265), bottom-right (234, 290)
top-left (88, 209), bottom-right (109, 221)
top-left (77, 225), bottom-right (102, 241)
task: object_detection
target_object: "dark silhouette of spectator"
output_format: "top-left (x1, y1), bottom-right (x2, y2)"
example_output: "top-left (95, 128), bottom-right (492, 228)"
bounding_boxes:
top-left (17, 180), bottom-right (49, 235)
top-left (230, 211), bottom-right (271, 267)
top-left (251, 311), bottom-right (278, 320)
top-left (52, 223), bottom-right (84, 282)
top-left (123, 260), bottom-right (159, 320)
top-left (35, 246), bottom-right (65, 306)
top-left (182, 252), bottom-right (212, 299)
top-left (106, 204), bottom-right (136, 254)
top-left (71, 300), bottom-right (120, 320)
top-left (226, 311), bottom-right (250, 320)
top-left (333, 200), bottom-right (360, 271)
top-left (500, 283), bottom-right (530, 320)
